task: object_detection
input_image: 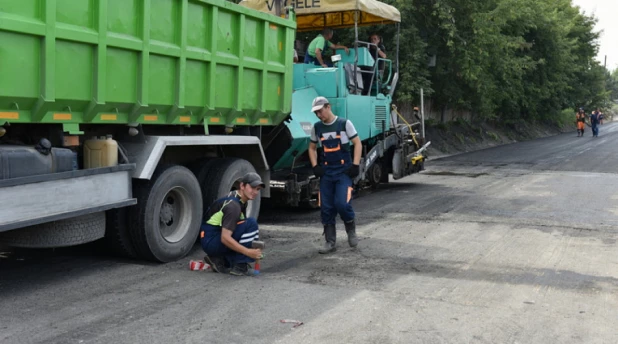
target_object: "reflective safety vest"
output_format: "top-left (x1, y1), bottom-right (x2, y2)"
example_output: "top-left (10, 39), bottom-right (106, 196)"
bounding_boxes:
top-left (314, 117), bottom-right (352, 167)
top-left (202, 195), bottom-right (244, 229)
top-left (200, 195), bottom-right (246, 239)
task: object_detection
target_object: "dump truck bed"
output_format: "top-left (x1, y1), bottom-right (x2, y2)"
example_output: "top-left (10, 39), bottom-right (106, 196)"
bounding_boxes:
top-left (0, 0), bottom-right (295, 128)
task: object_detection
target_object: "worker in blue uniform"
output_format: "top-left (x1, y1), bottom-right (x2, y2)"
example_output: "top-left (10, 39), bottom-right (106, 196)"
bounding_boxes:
top-left (590, 108), bottom-right (601, 137)
top-left (308, 96), bottom-right (362, 253)
top-left (200, 172), bottom-right (264, 276)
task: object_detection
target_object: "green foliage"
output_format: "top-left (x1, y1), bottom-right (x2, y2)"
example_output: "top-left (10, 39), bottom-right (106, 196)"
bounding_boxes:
top-left (409, 0), bottom-right (610, 122)
top-left (487, 131), bottom-right (499, 141)
top-left (609, 104), bottom-right (618, 121)
top-left (608, 69), bottom-right (618, 103)
top-left (554, 108), bottom-right (576, 128)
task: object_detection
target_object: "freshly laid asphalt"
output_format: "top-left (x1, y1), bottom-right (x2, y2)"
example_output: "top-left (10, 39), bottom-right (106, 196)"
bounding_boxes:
top-left (2, 122), bottom-right (618, 344)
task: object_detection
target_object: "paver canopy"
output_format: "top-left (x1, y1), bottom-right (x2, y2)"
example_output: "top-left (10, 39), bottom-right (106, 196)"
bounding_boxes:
top-left (238, 0), bottom-right (401, 31)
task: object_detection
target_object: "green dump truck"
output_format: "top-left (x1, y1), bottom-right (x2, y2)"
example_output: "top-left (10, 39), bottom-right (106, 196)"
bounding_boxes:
top-left (0, 0), bottom-right (428, 262)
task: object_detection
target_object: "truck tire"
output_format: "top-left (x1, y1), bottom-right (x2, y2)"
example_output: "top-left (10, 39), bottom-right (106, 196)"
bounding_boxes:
top-left (190, 159), bottom-right (218, 215)
top-left (130, 164), bottom-right (203, 262)
top-left (202, 158), bottom-right (261, 219)
top-left (188, 158), bottom-right (213, 178)
top-left (102, 208), bottom-right (137, 258)
top-left (0, 212), bottom-right (106, 248)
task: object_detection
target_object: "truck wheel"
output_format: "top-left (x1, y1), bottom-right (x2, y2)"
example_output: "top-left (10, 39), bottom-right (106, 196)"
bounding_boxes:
top-left (188, 158), bottom-right (213, 179)
top-left (130, 165), bottom-right (202, 262)
top-left (0, 212), bottom-right (106, 248)
top-left (203, 158), bottom-right (261, 219)
top-left (102, 208), bottom-right (137, 258)
top-left (190, 159), bottom-right (218, 215)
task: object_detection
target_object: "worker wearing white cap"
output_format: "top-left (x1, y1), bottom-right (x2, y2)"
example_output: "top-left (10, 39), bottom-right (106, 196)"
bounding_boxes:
top-left (308, 96), bottom-right (362, 253)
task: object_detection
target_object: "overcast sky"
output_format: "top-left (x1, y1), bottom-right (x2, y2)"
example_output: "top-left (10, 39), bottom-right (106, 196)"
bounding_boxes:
top-left (571, 0), bottom-right (618, 71)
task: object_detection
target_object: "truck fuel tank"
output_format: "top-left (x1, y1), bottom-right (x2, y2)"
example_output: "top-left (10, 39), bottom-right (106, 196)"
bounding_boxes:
top-left (0, 142), bottom-right (76, 180)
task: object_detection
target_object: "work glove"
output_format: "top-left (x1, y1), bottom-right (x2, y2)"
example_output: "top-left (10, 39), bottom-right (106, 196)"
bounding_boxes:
top-left (347, 164), bottom-right (360, 179)
top-left (313, 165), bottom-right (324, 178)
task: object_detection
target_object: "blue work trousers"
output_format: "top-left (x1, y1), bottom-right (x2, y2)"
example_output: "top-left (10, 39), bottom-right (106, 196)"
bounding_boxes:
top-left (592, 124), bottom-right (599, 136)
top-left (319, 170), bottom-right (355, 225)
top-left (200, 218), bottom-right (259, 266)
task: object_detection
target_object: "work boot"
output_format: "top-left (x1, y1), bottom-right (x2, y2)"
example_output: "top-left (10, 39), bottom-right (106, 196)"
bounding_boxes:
top-left (319, 224), bottom-right (337, 254)
top-left (344, 220), bottom-right (358, 247)
top-left (229, 263), bottom-right (252, 276)
top-left (204, 255), bottom-right (228, 273)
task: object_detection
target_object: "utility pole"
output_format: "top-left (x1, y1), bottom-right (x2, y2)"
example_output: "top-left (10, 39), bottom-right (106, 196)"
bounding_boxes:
top-left (420, 88), bottom-right (425, 140)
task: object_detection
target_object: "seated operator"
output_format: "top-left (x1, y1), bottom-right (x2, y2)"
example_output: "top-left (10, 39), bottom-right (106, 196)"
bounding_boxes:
top-left (304, 28), bottom-right (349, 67)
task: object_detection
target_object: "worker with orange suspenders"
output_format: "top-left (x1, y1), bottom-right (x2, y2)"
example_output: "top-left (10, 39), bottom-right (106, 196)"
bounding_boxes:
top-left (308, 97), bottom-right (362, 254)
top-left (576, 108), bottom-right (586, 137)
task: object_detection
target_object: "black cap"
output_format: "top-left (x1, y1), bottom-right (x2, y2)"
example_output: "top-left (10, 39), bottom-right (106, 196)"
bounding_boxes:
top-left (240, 172), bottom-right (265, 188)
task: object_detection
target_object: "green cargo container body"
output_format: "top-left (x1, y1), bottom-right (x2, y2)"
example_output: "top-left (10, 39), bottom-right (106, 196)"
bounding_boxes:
top-left (0, 0), bottom-right (295, 129)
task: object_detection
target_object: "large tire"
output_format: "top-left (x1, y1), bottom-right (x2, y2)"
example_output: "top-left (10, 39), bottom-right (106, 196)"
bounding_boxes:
top-left (202, 158), bottom-right (262, 219)
top-left (190, 159), bottom-right (219, 216)
top-left (102, 208), bottom-right (137, 258)
top-left (130, 165), bottom-right (203, 262)
top-left (187, 158), bottom-right (213, 178)
top-left (0, 212), bottom-right (106, 248)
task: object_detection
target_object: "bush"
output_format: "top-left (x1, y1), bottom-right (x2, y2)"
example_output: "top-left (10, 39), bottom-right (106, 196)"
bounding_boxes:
top-left (487, 131), bottom-right (499, 141)
top-left (435, 122), bottom-right (448, 130)
top-left (552, 108), bottom-right (576, 128)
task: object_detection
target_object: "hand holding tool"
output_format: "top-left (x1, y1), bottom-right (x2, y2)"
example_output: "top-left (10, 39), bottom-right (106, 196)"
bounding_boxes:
top-left (252, 240), bottom-right (265, 275)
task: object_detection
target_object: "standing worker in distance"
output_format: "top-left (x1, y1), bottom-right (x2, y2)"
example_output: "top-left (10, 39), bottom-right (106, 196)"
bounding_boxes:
top-left (308, 96), bottom-right (362, 253)
top-left (200, 172), bottom-right (264, 276)
top-left (590, 108), bottom-right (601, 137)
top-left (362, 33), bottom-right (387, 96)
top-left (576, 108), bottom-right (586, 137)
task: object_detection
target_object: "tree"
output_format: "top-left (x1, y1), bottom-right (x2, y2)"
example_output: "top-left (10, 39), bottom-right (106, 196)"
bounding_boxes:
top-left (609, 69), bottom-right (618, 102)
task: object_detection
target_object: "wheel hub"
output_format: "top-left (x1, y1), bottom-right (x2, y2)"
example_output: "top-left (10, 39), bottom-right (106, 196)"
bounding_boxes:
top-left (160, 197), bottom-right (175, 225)
top-left (158, 188), bottom-right (191, 243)
top-left (368, 163), bottom-right (382, 185)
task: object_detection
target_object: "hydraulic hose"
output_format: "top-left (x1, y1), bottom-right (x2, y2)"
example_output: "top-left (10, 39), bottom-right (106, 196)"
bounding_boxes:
top-left (391, 105), bottom-right (420, 148)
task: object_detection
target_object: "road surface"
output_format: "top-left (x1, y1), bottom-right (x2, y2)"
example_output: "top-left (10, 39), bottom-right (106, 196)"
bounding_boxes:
top-left (2, 123), bottom-right (618, 344)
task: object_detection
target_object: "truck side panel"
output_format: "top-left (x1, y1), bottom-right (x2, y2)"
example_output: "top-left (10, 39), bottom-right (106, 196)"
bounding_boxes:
top-left (0, 0), bottom-right (295, 128)
top-left (0, 165), bottom-right (136, 232)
